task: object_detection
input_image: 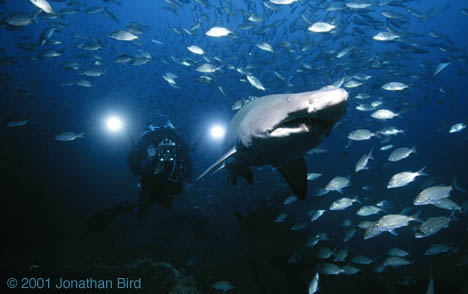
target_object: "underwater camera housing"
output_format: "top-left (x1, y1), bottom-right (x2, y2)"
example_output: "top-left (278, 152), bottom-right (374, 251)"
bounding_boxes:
top-left (157, 138), bottom-right (177, 162)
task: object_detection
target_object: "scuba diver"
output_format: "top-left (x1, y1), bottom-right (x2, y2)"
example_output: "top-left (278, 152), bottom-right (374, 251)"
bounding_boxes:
top-left (84, 120), bottom-right (192, 233)
top-left (126, 120), bottom-right (192, 217)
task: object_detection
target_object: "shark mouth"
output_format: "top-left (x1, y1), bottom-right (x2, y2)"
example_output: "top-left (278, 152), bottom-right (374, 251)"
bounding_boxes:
top-left (270, 117), bottom-right (333, 137)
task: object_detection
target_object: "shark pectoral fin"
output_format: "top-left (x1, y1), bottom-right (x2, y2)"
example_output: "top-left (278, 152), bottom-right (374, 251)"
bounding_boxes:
top-left (230, 170), bottom-right (238, 186)
top-left (228, 166), bottom-right (253, 185)
top-left (196, 146), bottom-right (237, 181)
top-left (276, 157), bottom-right (307, 199)
top-left (238, 166), bottom-right (253, 184)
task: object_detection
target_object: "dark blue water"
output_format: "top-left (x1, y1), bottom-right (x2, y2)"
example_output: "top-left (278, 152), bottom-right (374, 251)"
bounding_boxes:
top-left (0, 0), bottom-right (467, 293)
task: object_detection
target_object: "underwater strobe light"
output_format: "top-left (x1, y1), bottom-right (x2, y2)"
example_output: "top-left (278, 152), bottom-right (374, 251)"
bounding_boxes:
top-left (104, 115), bottom-right (135, 147)
top-left (106, 116), bottom-right (123, 132)
top-left (209, 124), bottom-right (226, 140)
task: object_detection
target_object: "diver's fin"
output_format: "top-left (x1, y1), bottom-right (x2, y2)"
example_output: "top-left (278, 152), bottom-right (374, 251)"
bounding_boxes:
top-left (196, 146), bottom-right (236, 181)
top-left (276, 157), bottom-right (307, 199)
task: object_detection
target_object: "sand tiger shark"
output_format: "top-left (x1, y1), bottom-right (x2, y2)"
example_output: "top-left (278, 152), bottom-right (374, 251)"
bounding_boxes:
top-left (196, 87), bottom-right (348, 199)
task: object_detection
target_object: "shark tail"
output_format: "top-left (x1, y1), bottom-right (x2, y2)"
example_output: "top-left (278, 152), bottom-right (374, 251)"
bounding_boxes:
top-left (195, 146), bottom-right (236, 181)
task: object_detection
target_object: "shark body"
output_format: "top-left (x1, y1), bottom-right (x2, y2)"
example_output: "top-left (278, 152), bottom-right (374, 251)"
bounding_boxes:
top-left (197, 87), bottom-right (348, 199)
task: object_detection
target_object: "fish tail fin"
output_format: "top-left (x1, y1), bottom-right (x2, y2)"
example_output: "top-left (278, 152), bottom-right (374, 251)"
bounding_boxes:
top-left (449, 244), bottom-right (460, 255)
top-left (452, 176), bottom-right (467, 193)
top-left (368, 148), bottom-right (374, 160)
top-left (31, 9), bottom-right (42, 24)
top-left (417, 166), bottom-right (427, 176)
top-left (411, 210), bottom-right (423, 223)
top-left (412, 146), bottom-right (417, 154)
top-left (354, 196), bottom-right (362, 204)
top-left (450, 209), bottom-right (459, 221)
top-left (389, 229), bottom-right (398, 236)
top-left (315, 188), bottom-right (328, 197)
top-left (77, 132), bottom-right (85, 138)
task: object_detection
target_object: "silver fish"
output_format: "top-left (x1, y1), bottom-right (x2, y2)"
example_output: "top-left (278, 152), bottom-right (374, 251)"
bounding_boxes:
top-left (308, 22), bottom-right (336, 33)
top-left (348, 129), bottom-right (375, 141)
top-left (30, 0), bottom-right (55, 14)
top-left (357, 205), bottom-right (384, 216)
top-left (324, 176), bottom-right (350, 194)
top-left (7, 119), bottom-right (30, 127)
top-left (364, 213), bottom-right (421, 239)
top-left (284, 195), bottom-right (298, 205)
top-left (351, 256), bottom-right (373, 265)
top-left (310, 210), bottom-right (326, 222)
top-left (424, 244), bottom-right (451, 256)
top-left (373, 31), bottom-right (400, 41)
top-left (206, 26), bottom-right (232, 37)
top-left (334, 248), bottom-right (348, 262)
top-left (55, 132), bottom-right (84, 141)
top-left (388, 147), bottom-right (416, 162)
top-left (307, 173), bottom-right (322, 181)
top-left (344, 228), bottom-right (356, 242)
top-left (308, 272), bottom-right (319, 294)
top-left (246, 74), bottom-right (266, 91)
top-left (355, 149), bottom-right (373, 172)
top-left (414, 185), bottom-right (453, 206)
top-left (330, 197), bottom-right (360, 210)
top-left (212, 281), bottom-right (235, 292)
top-left (382, 82), bottom-right (408, 91)
top-left (383, 257), bottom-right (411, 267)
top-left (317, 248), bottom-right (334, 259)
top-left (387, 167), bottom-right (427, 188)
top-left (320, 263), bottom-right (343, 275)
top-left (109, 30), bottom-right (138, 41)
top-left (433, 62), bottom-right (450, 76)
top-left (274, 213), bottom-right (287, 223)
top-left (415, 215), bottom-right (454, 238)
top-left (343, 264), bottom-right (360, 275)
top-left (387, 248), bottom-right (409, 257)
top-left (371, 109), bottom-right (399, 120)
top-left (449, 123), bottom-right (466, 133)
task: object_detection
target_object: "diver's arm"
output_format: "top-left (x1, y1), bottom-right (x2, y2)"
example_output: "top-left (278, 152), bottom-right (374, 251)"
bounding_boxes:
top-left (127, 131), bottom-right (155, 176)
top-left (139, 156), bottom-right (153, 175)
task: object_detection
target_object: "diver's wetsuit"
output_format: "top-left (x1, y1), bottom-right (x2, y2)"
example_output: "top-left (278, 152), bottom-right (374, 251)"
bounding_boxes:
top-left (127, 126), bottom-right (192, 218)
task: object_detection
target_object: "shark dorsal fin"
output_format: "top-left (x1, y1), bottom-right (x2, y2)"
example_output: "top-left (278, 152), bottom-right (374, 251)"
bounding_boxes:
top-left (195, 146), bottom-right (237, 181)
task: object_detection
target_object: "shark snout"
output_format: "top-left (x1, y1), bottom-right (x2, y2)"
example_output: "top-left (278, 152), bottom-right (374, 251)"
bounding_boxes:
top-left (307, 88), bottom-right (348, 119)
top-left (308, 88), bottom-right (348, 111)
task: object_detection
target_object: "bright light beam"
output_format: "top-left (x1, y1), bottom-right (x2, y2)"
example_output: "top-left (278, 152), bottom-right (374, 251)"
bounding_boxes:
top-left (106, 116), bottom-right (123, 132)
top-left (210, 125), bottom-right (226, 140)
